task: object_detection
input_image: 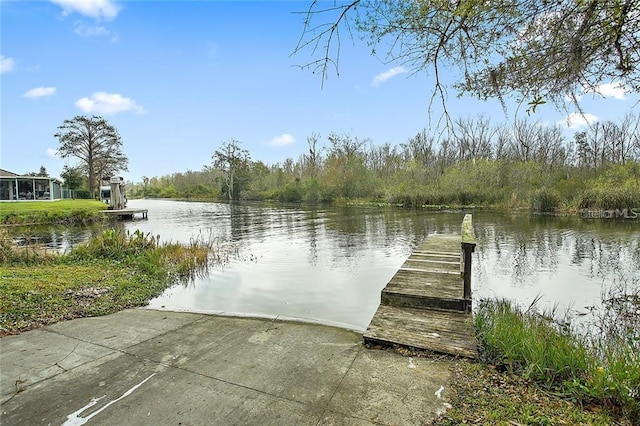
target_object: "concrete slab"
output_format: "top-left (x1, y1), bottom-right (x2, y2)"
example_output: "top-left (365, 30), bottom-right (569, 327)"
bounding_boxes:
top-left (128, 315), bottom-right (362, 406)
top-left (82, 368), bottom-right (325, 426)
top-left (1, 351), bottom-right (163, 425)
top-left (44, 309), bottom-right (205, 350)
top-left (0, 309), bottom-right (453, 426)
top-left (0, 329), bottom-right (116, 400)
top-left (2, 351), bottom-right (321, 426)
top-left (318, 411), bottom-right (380, 425)
top-left (326, 349), bottom-right (452, 425)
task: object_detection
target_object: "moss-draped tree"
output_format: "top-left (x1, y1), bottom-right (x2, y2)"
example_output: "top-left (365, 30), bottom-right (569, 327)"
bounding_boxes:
top-left (54, 115), bottom-right (129, 199)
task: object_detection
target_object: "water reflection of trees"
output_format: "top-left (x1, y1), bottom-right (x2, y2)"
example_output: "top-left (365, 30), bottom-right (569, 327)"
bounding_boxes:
top-left (6, 223), bottom-right (120, 253)
top-left (10, 202), bottom-right (638, 300)
top-left (474, 213), bottom-right (640, 287)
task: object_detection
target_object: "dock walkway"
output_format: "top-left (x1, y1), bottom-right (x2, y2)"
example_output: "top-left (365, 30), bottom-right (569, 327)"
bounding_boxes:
top-left (364, 215), bottom-right (478, 358)
top-left (102, 208), bottom-right (148, 220)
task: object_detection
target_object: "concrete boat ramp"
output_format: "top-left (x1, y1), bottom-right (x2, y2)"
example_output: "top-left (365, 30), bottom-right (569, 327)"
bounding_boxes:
top-left (1, 309), bottom-right (454, 426)
top-left (1, 214), bottom-right (480, 425)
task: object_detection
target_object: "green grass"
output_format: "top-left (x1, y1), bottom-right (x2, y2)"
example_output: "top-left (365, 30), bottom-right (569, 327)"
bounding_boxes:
top-left (0, 199), bottom-right (107, 225)
top-left (0, 263), bottom-right (163, 333)
top-left (0, 228), bottom-right (213, 335)
top-left (473, 298), bottom-right (640, 423)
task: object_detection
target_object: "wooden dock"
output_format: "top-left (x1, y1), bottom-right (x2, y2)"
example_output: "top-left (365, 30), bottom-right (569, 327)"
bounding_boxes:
top-left (364, 214), bottom-right (478, 358)
top-left (102, 208), bottom-right (148, 220)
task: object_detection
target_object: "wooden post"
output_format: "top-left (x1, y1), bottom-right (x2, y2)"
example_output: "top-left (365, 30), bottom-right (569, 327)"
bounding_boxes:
top-left (460, 214), bottom-right (477, 312)
top-left (109, 177), bottom-right (125, 210)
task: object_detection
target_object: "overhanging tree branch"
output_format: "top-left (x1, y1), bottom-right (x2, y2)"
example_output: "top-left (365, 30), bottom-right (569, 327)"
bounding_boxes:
top-left (293, 0), bottom-right (640, 118)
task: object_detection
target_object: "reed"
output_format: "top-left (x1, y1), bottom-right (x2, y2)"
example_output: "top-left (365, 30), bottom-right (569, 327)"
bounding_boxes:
top-left (475, 291), bottom-right (640, 423)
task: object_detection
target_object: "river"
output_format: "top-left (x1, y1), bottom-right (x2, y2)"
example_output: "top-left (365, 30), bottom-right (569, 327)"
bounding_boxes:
top-left (11, 199), bottom-right (640, 331)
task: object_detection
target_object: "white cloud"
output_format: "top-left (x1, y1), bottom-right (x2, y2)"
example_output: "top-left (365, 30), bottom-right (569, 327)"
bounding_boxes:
top-left (23, 86), bottom-right (57, 99)
top-left (267, 133), bottom-right (296, 147)
top-left (74, 22), bottom-right (109, 37)
top-left (0, 55), bottom-right (15, 74)
top-left (51, 0), bottom-right (120, 21)
top-left (560, 112), bottom-right (599, 129)
top-left (75, 92), bottom-right (145, 115)
top-left (372, 66), bottom-right (407, 86)
top-left (46, 148), bottom-right (58, 158)
top-left (73, 21), bottom-right (119, 41)
top-left (586, 82), bottom-right (627, 100)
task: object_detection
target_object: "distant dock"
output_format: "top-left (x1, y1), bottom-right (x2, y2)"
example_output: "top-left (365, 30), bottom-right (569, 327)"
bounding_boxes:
top-left (102, 208), bottom-right (148, 220)
top-left (364, 214), bottom-right (478, 358)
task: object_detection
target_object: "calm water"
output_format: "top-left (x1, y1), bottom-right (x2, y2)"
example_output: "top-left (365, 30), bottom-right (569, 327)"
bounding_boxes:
top-left (11, 199), bottom-right (640, 331)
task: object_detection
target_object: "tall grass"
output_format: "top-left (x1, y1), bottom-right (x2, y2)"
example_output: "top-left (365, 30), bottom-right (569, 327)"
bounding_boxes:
top-left (1, 229), bottom-right (217, 334)
top-left (588, 280), bottom-right (640, 420)
top-left (68, 229), bottom-right (212, 281)
top-left (475, 297), bottom-right (590, 386)
top-left (579, 187), bottom-right (640, 210)
top-left (531, 187), bottom-right (562, 213)
top-left (475, 291), bottom-right (640, 423)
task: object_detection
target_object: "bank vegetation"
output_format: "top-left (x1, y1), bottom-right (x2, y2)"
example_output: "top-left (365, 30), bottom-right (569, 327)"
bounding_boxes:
top-left (0, 228), bottom-right (213, 335)
top-left (0, 199), bottom-right (107, 226)
top-left (122, 115), bottom-right (640, 213)
top-left (436, 287), bottom-right (640, 425)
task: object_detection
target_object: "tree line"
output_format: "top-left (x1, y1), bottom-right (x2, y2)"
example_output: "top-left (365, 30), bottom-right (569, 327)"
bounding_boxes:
top-left (51, 1), bottom-right (640, 211)
top-left (126, 114), bottom-right (640, 212)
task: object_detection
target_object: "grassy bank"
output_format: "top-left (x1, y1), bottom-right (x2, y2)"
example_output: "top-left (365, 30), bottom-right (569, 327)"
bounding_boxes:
top-left (0, 200), bottom-right (107, 225)
top-left (0, 229), bottom-right (212, 335)
top-left (435, 294), bottom-right (639, 425)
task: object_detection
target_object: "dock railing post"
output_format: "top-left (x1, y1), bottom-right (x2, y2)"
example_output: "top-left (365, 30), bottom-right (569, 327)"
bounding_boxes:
top-left (460, 214), bottom-right (477, 312)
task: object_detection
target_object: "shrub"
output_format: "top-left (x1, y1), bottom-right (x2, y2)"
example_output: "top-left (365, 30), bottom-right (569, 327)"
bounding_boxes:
top-left (75, 190), bottom-right (91, 199)
top-left (579, 187), bottom-right (640, 210)
top-left (531, 187), bottom-right (561, 213)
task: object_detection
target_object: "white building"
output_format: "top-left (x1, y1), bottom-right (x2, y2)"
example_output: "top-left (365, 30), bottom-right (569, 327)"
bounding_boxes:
top-left (0, 168), bottom-right (63, 201)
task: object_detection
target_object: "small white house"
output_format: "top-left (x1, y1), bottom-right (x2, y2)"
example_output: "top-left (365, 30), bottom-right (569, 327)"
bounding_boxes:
top-left (0, 168), bottom-right (63, 201)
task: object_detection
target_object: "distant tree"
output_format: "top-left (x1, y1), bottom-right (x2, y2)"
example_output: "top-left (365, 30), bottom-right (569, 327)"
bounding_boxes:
top-left (211, 139), bottom-right (251, 201)
top-left (294, 0), bottom-right (640, 113)
top-left (325, 133), bottom-right (371, 198)
top-left (142, 176), bottom-right (149, 197)
top-left (54, 115), bottom-right (129, 199)
top-left (304, 133), bottom-right (322, 181)
top-left (24, 165), bottom-right (49, 177)
top-left (60, 165), bottom-right (85, 192)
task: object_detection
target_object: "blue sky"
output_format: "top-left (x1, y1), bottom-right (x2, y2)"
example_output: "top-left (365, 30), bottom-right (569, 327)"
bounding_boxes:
top-left (2, 0), bottom-right (638, 182)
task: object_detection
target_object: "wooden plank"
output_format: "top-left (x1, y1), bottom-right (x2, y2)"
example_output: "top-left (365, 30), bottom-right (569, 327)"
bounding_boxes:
top-left (385, 269), bottom-right (462, 297)
top-left (403, 259), bottom-right (460, 272)
top-left (400, 263), bottom-right (459, 275)
top-left (364, 305), bottom-right (477, 358)
top-left (398, 267), bottom-right (458, 275)
top-left (406, 258), bottom-right (459, 266)
top-left (382, 292), bottom-right (466, 311)
top-left (411, 253), bottom-right (460, 262)
top-left (418, 234), bottom-right (460, 251)
top-left (384, 281), bottom-right (462, 300)
top-left (412, 250), bottom-right (459, 257)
